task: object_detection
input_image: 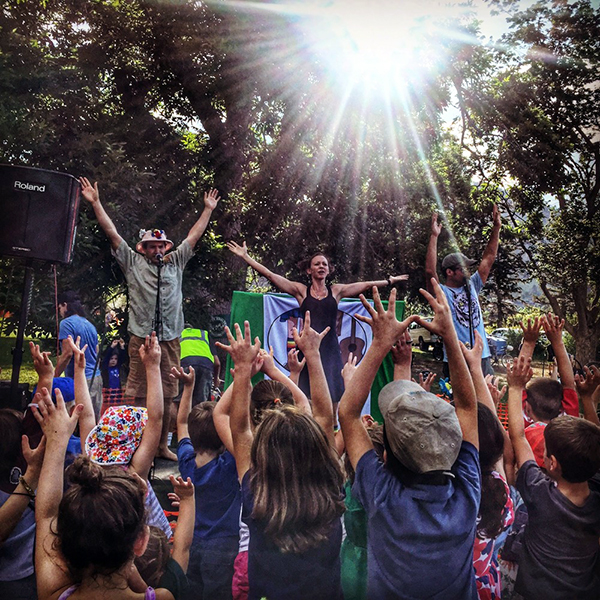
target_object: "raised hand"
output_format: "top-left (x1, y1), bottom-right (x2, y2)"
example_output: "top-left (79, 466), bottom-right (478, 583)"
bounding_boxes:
top-left (390, 331), bottom-right (412, 367)
top-left (204, 188), bottom-right (221, 211)
top-left (431, 212), bottom-right (443, 237)
top-left (507, 355), bottom-right (533, 389)
top-left (520, 317), bottom-right (542, 344)
top-left (292, 311), bottom-right (329, 359)
top-left (32, 387), bottom-right (83, 446)
top-left (416, 371), bottom-right (436, 392)
top-left (258, 347), bottom-right (276, 376)
top-left (485, 374), bottom-right (507, 408)
top-left (356, 287), bottom-right (417, 351)
top-left (29, 341), bottom-right (55, 379)
top-left (65, 335), bottom-right (88, 371)
top-left (492, 203), bottom-right (501, 228)
top-left (22, 434), bottom-right (46, 474)
top-left (226, 241), bottom-right (249, 259)
top-left (170, 365), bottom-right (195, 386)
top-left (459, 330), bottom-right (484, 369)
top-left (287, 348), bottom-right (306, 375)
top-left (217, 321), bottom-right (261, 368)
top-left (139, 332), bottom-right (161, 367)
top-left (341, 352), bottom-right (358, 387)
top-left (168, 475), bottom-right (194, 505)
top-left (417, 279), bottom-right (454, 339)
top-left (542, 312), bottom-right (564, 346)
top-left (575, 365), bottom-right (600, 397)
top-left (79, 177), bottom-right (100, 205)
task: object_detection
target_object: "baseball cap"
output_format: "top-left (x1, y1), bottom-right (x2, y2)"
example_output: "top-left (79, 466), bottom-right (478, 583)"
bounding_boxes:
top-left (85, 405), bottom-right (148, 465)
top-left (378, 379), bottom-right (462, 474)
top-left (441, 252), bottom-right (477, 271)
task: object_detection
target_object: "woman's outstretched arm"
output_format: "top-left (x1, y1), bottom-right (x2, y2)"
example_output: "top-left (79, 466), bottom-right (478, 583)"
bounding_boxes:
top-left (228, 241), bottom-right (307, 302)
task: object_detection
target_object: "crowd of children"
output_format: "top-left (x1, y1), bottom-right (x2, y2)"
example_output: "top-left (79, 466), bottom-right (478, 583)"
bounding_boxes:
top-left (1, 280), bottom-right (600, 600)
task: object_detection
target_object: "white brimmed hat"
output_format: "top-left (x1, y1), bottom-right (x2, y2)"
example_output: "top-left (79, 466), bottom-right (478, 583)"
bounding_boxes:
top-left (136, 229), bottom-right (173, 253)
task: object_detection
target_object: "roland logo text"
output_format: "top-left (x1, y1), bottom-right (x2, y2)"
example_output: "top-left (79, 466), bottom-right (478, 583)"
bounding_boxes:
top-left (14, 180), bottom-right (46, 193)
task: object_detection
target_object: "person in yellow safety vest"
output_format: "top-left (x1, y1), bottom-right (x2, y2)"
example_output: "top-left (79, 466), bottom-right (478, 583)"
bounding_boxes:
top-left (179, 324), bottom-right (221, 406)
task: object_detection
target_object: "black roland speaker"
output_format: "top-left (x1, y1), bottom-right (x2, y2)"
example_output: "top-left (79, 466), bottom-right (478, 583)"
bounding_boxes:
top-left (0, 164), bottom-right (80, 264)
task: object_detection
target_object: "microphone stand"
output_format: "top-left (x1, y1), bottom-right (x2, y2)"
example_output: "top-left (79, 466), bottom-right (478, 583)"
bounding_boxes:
top-left (152, 255), bottom-right (163, 340)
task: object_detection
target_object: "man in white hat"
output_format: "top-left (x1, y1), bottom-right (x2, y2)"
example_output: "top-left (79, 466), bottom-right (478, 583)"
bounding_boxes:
top-left (79, 176), bottom-right (220, 460)
top-left (425, 204), bottom-right (501, 377)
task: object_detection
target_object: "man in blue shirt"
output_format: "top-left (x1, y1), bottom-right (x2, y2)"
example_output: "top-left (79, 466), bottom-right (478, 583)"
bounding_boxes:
top-left (425, 205), bottom-right (501, 376)
top-left (55, 290), bottom-right (102, 418)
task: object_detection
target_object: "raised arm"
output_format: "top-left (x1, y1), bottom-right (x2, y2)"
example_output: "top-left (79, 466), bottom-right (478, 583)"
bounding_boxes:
top-left (390, 331), bottom-right (412, 382)
top-left (542, 313), bottom-right (575, 391)
top-left (33, 388), bottom-right (83, 600)
top-left (0, 435), bottom-right (45, 547)
top-left (339, 287), bottom-right (418, 469)
top-left (518, 317), bottom-right (542, 362)
top-left (64, 336), bottom-right (96, 444)
top-left (167, 475), bottom-right (195, 574)
top-left (418, 279), bottom-right (479, 448)
top-left (53, 339), bottom-right (73, 378)
top-left (184, 188), bottom-right (220, 250)
top-left (477, 204), bottom-right (501, 284)
top-left (425, 213), bottom-right (442, 293)
top-left (227, 241), bottom-right (306, 302)
top-left (506, 355), bottom-right (536, 467)
top-left (293, 312), bottom-right (334, 444)
top-left (217, 322), bottom-right (261, 480)
top-left (30, 342), bottom-right (55, 396)
top-left (171, 366), bottom-right (195, 441)
top-left (332, 274), bottom-right (409, 302)
top-left (286, 348), bottom-right (306, 386)
top-left (79, 177), bottom-right (123, 251)
top-left (576, 365), bottom-right (600, 426)
top-left (130, 333), bottom-right (163, 479)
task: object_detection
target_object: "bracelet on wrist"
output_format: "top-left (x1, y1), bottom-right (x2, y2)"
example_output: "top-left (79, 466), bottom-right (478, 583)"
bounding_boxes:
top-left (388, 277), bottom-right (393, 286)
top-left (19, 476), bottom-right (36, 499)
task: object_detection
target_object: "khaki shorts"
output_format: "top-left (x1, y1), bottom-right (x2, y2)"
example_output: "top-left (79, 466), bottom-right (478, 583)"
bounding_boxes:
top-left (126, 335), bottom-right (180, 399)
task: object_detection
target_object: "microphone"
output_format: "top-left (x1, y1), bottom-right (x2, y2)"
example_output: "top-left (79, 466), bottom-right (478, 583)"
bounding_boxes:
top-left (156, 253), bottom-right (164, 265)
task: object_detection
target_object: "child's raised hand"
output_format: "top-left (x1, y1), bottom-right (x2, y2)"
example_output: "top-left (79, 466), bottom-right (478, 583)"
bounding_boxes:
top-left (169, 475), bottom-right (194, 504)
top-left (170, 365), bottom-right (195, 386)
top-left (485, 374), bottom-right (507, 408)
top-left (341, 352), bottom-right (358, 387)
top-left (65, 335), bottom-right (88, 371)
top-left (575, 365), bottom-right (600, 397)
top-left (506, 355), bottom-right (533, 389)
top-left (292, 311), bottom-right (329, 359)
top-left (139, 332), bottom-right (161, 366)
top-left (415, 371), bottom-right (436, 392)
top-left (32, 387), bottom-right (83, 445)
top-left (29, 341), bottom-right (55, 379)
top-left (356, 287), bottom-right (416, 350)
top-left (390, 331), bottom-right (412, 367)
top-left (22, 434), bottom-right (46, 474)
top-left (259, 347), bottom-right (276, 376)
top-left (418, 279), bottom-right (454, 339)
top-left (542, 312), bottom-right (564, 346)
top-left (287, 348), bottom-right (306, 375)
top-left (217, 321), bottom-right (261, 368)
top-left (459, 330), bottom-right (484, 369)
top-left (520, 317), bottom-right (542, 344)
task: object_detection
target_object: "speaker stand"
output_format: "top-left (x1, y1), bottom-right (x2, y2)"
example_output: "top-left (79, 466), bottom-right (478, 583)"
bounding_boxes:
top-left (10, 259), bottom-right (34, 406)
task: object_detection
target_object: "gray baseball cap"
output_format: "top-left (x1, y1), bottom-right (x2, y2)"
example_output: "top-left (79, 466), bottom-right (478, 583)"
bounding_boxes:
top-left (441, 252), bottom-right (477, 271)
top-left (378, 380), bottom-right (462, 474)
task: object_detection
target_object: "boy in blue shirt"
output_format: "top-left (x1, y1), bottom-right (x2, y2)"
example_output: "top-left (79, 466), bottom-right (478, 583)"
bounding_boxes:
top-left (339, 281), bottom-right (481, 599)
top-left (172, 366), bottom-right (241, 600)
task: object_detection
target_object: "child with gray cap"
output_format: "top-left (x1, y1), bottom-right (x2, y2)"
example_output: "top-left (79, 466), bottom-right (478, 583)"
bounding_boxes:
top-left (339, 280), bottom-right (480, 600)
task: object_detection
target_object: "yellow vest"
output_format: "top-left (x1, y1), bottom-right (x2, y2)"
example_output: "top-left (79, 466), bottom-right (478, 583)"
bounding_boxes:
top-left (180, 328), bottom-right (214, 362)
